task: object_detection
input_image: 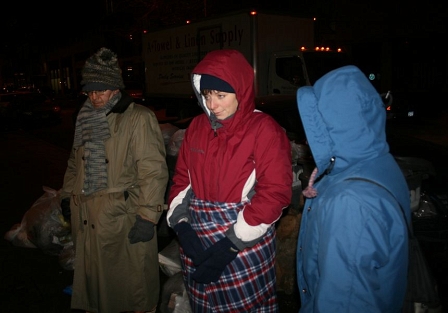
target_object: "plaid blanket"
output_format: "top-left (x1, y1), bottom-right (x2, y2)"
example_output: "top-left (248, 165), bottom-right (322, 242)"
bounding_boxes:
top-left (180, 195), bottom-right (278, 312)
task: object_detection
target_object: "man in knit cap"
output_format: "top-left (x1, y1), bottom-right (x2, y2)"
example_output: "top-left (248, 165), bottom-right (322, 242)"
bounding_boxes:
top-left (60, 47), bottom-right (168, 313)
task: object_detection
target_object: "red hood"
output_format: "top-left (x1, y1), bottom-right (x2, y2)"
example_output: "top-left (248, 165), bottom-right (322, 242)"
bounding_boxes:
top-left (191, 49), bottom-right (255, 129)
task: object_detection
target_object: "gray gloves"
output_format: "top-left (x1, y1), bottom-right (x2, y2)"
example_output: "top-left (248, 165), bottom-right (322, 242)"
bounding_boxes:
top-left (128, 215), bottom-right (155, 244)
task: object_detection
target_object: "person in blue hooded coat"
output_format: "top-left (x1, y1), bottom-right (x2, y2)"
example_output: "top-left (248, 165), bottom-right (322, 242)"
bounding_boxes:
top-left (296, 65), bottom-right (411, 312)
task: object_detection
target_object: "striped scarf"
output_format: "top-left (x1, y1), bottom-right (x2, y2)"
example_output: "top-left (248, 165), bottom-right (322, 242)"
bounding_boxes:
top-left (73, 93), bottom-right (121, 195)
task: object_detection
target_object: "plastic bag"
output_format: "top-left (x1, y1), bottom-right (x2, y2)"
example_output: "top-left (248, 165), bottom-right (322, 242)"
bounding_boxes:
top-left (160, 272), bottom-right (192, 313)
top-left (4, 186), bottom-right (71, 255)
top-left (167, 129), bottom-right (186, 157)
top-left (160, 123), bottom-right (180, 146)
top-left (173, 288), bottom-right (193, 313)
top-left (404, 236), bottom-right (441, 309)
top-left (158, 239), bottom-right (182, 277)
top-left (59, 241), bottom-right (75, 271)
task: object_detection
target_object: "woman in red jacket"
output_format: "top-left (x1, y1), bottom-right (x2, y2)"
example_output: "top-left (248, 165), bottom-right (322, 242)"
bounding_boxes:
top-left (167, 49), bottom-right (293, 312)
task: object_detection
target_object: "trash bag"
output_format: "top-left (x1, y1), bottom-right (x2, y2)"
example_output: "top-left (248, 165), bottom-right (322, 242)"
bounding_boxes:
top-left (159, 123), bottom-right (180, 147)
top-left (173, 288), bottom-right (193, 313)
top-left (59, 241), bottom-right (75, 271)
top-left (4, 186), bottom-right (71, 256)
top-left (160, 272), bottom-right (192, 313)
top-left (167, 129), bottom-right (186, 157)
top-left (158, 239), bottom-right (182, 277)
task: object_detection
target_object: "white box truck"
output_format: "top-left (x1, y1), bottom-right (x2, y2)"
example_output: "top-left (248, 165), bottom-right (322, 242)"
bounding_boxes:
top-left (142, 9), bottom-right (349, 116)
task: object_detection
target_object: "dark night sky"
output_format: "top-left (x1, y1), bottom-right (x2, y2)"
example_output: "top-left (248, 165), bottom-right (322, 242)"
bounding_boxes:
top-left (1, 1), bottom-right (96, 49)
top-left (1, 0), bottom-right (446, 51)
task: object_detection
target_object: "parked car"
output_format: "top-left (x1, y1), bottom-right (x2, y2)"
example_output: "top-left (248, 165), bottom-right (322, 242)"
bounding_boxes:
top-left (0, 91), bottom-right (61, 130)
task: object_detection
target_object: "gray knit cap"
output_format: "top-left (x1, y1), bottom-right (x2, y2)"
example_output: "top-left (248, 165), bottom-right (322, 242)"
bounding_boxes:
top-left (81, 47), bottom-right (126, 91)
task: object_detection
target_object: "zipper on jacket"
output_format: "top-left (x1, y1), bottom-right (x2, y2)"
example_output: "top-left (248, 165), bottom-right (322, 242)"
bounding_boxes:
top-left (213, 123), bottom-right (218, 137)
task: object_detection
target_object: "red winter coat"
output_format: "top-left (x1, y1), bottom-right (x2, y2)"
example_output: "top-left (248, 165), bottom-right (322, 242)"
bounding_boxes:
top-left (167, 49), bottom-right (292, 246)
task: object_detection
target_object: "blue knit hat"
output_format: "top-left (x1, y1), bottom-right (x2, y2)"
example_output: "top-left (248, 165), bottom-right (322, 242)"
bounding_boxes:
top-left (200, 74), bottom-right (234, 93)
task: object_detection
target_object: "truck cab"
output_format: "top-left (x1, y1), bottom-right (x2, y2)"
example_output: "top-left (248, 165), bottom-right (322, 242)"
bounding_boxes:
top-left (268, 48), bottom-right (351, 96)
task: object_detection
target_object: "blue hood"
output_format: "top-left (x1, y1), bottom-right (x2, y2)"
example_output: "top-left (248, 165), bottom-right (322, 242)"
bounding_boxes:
top-left (297, 65), bottom-right (388, 176)
top-left (297, 65), bottom-right (410, 214)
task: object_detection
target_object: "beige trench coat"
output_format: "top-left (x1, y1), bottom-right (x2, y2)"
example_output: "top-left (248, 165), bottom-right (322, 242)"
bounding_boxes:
top-left (61, 100), bottom-right (168, 313)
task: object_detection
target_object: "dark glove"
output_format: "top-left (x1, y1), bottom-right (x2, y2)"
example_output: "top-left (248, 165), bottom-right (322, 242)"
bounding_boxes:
top-left (173, 222), bottom-right (209, 266)
top-left (61, 198), bottom-right (71, 222)
top-left (191, 237), bottom-right (239, 284)
top-left (128, 215), bottom-right (155, 244)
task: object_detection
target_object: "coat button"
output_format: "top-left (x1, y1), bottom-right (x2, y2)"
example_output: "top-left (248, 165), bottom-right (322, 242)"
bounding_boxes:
top-left (91, 224), bottom-right (95, 229)
top-left (302, 289), bottom-right (307, 293)
top-left (307, 207), bottom-right (311, 212)
top-left (83, 220), bottom-right (87, 225)
top-left (105, 159), bottom-right (109, 164)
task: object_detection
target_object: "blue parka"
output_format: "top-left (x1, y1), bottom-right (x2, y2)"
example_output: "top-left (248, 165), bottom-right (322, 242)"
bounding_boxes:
top-left (296, 65), bottom-right (411, 312)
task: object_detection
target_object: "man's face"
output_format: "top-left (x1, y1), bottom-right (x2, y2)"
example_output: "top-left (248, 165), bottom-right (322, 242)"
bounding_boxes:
top-left (86, 89), bottom-right (119, 108)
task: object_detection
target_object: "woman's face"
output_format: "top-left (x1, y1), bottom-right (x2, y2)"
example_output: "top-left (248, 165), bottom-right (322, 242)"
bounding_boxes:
top-left (86, 89), bottom-right (119, 109)
top-left (204, 91), bottom-right (238, 120)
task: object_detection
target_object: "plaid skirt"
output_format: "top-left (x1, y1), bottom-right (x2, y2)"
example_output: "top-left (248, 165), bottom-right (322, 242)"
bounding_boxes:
top-left (180, 195), bottom-right (278, 312)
